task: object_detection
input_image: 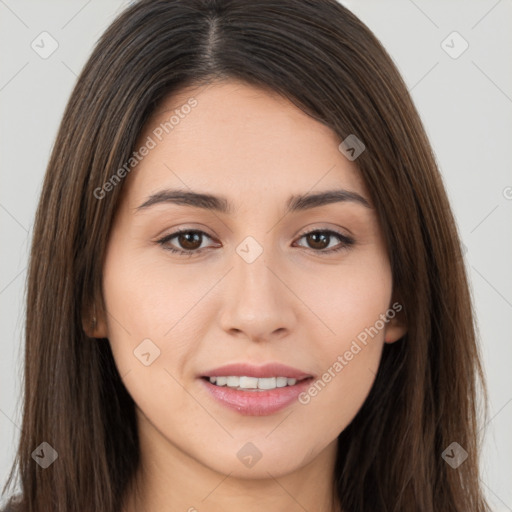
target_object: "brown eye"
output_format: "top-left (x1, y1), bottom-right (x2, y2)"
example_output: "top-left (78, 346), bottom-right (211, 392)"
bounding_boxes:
top-left (176, 231), bottom-right (203, 250)
top-left (294, 229), bottom-right (355, 254)
top-left (305, 232), bottom-right (330, 250)
top-left (157, 229), bottom-right (216, 256)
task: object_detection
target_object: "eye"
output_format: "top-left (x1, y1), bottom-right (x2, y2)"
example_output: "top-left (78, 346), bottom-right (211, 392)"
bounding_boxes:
top-left (156, 229), bottom-right (218, 257)
top-left (294, 229), bottom-right (355, 254)
top-left (156, 228), bottom-right (355, 257)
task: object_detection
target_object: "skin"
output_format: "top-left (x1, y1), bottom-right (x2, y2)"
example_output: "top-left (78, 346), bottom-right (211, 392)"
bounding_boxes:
top-left (88, 79), bottom-right (407, 512)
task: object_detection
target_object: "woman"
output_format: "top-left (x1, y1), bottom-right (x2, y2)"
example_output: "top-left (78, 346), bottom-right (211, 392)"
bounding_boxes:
top-left (1, 0), bottom-right (491, 510)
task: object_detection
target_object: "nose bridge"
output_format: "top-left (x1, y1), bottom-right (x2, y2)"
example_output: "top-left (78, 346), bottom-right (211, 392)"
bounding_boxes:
top-left (218, 234), bottom-right (295, 340)
top-left (234, 235), bottom-right (281, 310)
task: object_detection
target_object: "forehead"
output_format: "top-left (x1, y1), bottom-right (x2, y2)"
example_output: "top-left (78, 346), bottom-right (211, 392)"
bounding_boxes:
top-left (123, 79), bottom-right (369, 208)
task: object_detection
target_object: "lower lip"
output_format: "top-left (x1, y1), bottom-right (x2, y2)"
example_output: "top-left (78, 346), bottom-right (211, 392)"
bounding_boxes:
top-left (199, 377), bottom-right (314, 416)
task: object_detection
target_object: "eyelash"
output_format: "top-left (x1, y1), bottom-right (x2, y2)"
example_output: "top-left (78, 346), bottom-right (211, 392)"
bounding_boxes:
top-left (156, 228), bottom-right (355, 257)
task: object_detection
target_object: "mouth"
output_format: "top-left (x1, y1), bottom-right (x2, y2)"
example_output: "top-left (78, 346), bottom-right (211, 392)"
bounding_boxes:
top-left (201, 375), bottom-right (312, 391)
top-left (198, 362), bottom-right (315, 416)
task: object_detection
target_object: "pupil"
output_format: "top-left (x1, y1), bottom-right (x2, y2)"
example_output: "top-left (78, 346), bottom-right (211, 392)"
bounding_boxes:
top-left (180, 231), bottom-right (201, 249)
top-left (308, 232), bottom-right (328, 249)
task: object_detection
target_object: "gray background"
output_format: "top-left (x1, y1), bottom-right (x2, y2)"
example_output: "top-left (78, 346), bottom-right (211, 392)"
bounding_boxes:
top-left (1, 0), bottom-right (511, 509)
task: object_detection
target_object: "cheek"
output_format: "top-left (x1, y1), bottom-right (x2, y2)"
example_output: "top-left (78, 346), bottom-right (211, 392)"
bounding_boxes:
top-left (296, 246), bottom-right (392, 349)
top-left (102, 235), bottom-right (211, 345)
top-left (100, 236), bottom-right (202, 386)
top-left (101, 245), bottom-right (208, 423)
top-left (295, 317), bottom-right (387, 449)
top-left (292, 253), bottom-right (392, 434)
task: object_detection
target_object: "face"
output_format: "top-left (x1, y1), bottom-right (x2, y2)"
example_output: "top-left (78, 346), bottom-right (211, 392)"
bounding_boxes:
top-left (94, 79), bottom-right (406, 479)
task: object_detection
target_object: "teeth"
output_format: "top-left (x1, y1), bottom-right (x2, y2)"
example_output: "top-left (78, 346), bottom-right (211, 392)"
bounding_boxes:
top-left (208, 376), bottom-right (299, 390)
top-left (257, 377), bottom-right (276, 390)
top-left (226, 376), bottom-right (239, 387)
top-left (240, 376), bottom-right (258, 388)
top-left (276, 376), bottom-right (288, 387)
top-left (216, 376), bottom-right (227, 386)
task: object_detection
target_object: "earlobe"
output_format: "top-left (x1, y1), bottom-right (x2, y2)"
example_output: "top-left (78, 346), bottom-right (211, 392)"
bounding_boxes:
top-left (383, 315), bottom-right (407, 344)
top-left (383, 298), bottom-right (407, 344)
top-left (82, 303), bottom-right (108, 339)
top-left (384, 322), bottom-right (407, 343)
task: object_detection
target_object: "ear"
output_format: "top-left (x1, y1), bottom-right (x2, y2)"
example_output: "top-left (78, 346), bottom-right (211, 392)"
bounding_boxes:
top-left (383, 302), bottom-right (407, 344)
top-left (82, 301), bottom-right (108, 339)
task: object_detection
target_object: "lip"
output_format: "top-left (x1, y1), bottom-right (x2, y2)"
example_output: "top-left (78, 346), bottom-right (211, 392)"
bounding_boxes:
top-left (200, 362), bottom-right (313, 380)
top-left (200, 376), bottom-right (314, 416)
top-left (198, 362), bottom-right (315, 416)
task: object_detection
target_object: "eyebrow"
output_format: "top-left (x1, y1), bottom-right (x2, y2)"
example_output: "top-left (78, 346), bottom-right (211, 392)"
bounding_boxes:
top-left (135, 188), bottom-right (372, 214)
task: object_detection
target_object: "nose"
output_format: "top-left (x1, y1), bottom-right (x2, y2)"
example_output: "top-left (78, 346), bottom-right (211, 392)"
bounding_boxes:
top-left (218, 243), bottom-right (297, 343)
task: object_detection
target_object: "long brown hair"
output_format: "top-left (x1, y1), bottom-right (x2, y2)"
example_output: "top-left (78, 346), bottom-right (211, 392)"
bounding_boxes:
top-left (2, 1), bottom-right (490, 510)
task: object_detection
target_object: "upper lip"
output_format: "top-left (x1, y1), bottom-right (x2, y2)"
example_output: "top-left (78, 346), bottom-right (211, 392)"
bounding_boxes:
top-left (200, 362), bottom-right (314, 380)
